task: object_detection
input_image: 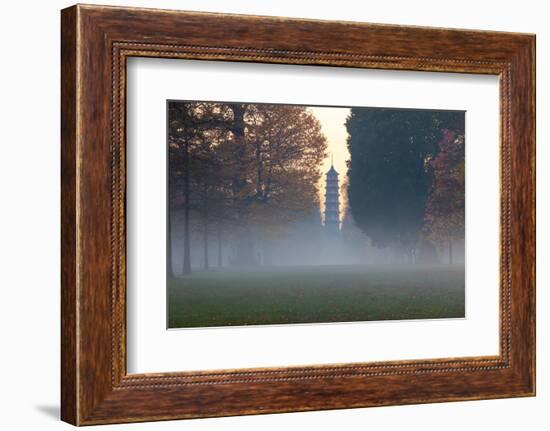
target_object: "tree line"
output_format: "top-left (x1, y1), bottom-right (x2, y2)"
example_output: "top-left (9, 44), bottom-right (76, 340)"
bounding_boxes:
top-left (168, 101), bottom-right (327, 276)
top-left (345, 108), bottom-right (465, 263)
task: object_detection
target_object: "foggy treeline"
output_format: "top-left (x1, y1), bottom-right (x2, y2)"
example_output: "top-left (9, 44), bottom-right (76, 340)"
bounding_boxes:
top-left (167, 102), bottom-right (466, 276)
top-left (346, 108), bottom-right (466, 265)
top-left (167, 101), bottom-right (327, 275)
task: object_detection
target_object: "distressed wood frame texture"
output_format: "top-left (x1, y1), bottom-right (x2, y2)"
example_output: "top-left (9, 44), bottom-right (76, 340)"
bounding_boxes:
top-left (61, 4), bottom-right (536, 426)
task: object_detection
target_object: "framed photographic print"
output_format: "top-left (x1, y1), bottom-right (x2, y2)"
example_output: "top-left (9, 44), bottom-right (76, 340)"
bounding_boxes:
top-left (61, 4), bottom-right (536, 425)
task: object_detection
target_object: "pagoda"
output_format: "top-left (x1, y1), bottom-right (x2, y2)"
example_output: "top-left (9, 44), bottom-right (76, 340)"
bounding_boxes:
top-left (324, 157), bottom-right (340, 233)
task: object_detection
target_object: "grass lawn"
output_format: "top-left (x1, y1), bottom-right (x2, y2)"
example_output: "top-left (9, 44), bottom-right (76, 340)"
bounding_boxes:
top-left (167, 264), bottom-right (465, 328)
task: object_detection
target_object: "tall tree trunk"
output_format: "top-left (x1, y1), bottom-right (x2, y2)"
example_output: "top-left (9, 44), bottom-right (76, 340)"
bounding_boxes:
top-left (448, 239), bottom-right (453, 265)
top-left (182, 139), bottom-right (192, 275)
top-left (217, 224), bottom-right (223, 268)
top-left (230, 104), bottom-right (256, 266)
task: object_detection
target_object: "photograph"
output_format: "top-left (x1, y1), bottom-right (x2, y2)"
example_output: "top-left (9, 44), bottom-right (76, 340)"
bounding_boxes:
top-left (166, 101), bottom-right (466, 328)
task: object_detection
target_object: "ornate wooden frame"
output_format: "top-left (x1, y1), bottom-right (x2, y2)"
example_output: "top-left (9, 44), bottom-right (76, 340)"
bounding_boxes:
top-left (61, 4), bottom-right (535, 425)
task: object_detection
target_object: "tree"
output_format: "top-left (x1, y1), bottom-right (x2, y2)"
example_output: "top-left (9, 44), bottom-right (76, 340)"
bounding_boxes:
top-left (345, 108), bottom-right (464, 260)
top-left (423, 130), bottom-right (465, 264)
top-left (167, 102), bottom-right (197, 276)
top-left (168, 102), bottom-right (328, 270)
top-left (226, 104), bottom-right (328, 265)
top-left (168, 102), bottom-right (233, 275)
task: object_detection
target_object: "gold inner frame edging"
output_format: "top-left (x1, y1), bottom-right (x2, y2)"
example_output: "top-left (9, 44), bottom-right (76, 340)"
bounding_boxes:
top-left (110, 41), bottom-right (512, 388)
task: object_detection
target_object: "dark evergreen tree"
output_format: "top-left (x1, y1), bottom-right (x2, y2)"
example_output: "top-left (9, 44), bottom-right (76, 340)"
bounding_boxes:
top-left (345, 108), bottom-right (464, 258)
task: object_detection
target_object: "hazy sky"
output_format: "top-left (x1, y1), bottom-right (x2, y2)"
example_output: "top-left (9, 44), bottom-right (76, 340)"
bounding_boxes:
top-left (308, 106), bottom-right (351, 220)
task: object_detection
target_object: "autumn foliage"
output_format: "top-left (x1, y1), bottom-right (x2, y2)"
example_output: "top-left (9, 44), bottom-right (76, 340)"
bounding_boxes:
top-left (423, 129), bottom-right (465, 262)
top-left (167, 102), bottom-right (327, 273)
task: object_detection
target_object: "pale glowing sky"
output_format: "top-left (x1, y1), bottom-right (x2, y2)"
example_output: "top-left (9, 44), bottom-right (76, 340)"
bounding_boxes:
top-left (308, 106), bottom-right (351, 219)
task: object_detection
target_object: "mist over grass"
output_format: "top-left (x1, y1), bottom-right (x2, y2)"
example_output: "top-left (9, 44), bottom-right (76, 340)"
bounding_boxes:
top-left (168, 264), bottom-right (465, 328)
